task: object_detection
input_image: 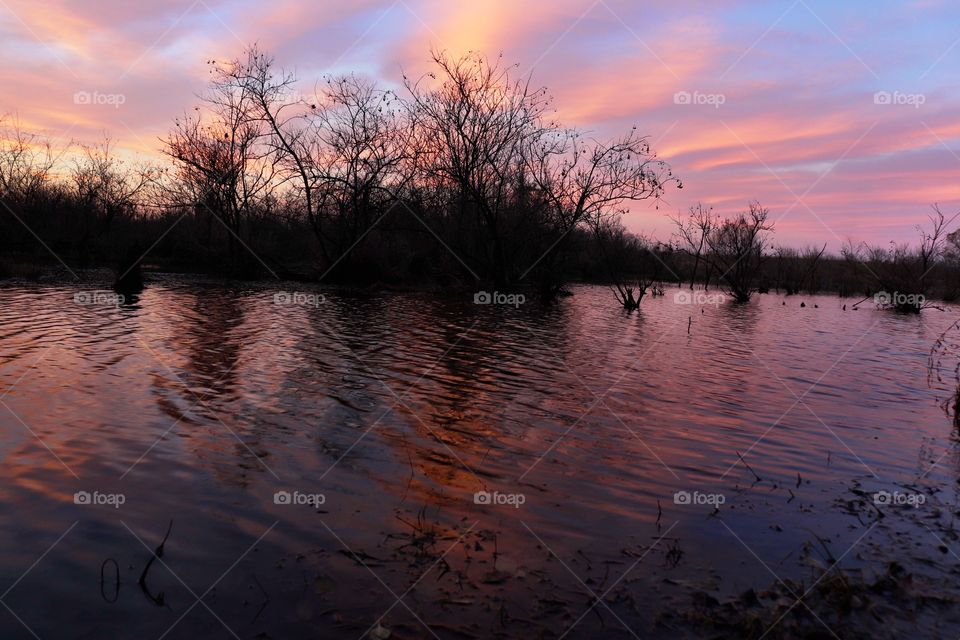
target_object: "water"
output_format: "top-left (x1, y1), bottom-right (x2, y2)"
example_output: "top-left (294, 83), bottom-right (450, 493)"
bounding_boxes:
top-left (0, 280), bottom-right (958, 639)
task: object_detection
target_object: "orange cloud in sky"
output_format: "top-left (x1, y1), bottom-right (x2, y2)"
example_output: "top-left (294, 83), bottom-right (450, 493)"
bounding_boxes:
top-left (405, 0), bottom-right (588, 57)
top-left (2, 0), bottom-right (99, 61)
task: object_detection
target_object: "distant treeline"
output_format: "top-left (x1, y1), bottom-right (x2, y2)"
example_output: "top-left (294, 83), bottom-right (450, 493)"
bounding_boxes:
top-left (0, 46), bottom-right (956, 309)
top-left (607, 202), bottom-right (960, 311)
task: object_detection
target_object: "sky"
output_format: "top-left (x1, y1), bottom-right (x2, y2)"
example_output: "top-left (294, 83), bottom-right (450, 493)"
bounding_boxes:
top-left (1, 0), bottom-right (959, 248)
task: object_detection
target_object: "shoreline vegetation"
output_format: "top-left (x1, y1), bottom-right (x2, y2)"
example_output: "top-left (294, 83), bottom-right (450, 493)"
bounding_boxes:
top-left (0, 254), bottom-right (957, 311)
top-left (2, 45), bottom-right (959, 312)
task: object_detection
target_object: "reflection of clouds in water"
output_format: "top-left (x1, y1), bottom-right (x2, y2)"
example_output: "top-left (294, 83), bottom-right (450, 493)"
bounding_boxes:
top-left (0, 283), bottom-right (958, 637)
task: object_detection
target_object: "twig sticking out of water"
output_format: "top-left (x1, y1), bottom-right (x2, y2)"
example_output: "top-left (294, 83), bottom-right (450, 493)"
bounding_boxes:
top-left (401, 450), bottom-right (415, 501)
top-left (805, 529), bottom-right (836, 564)
top-left (138, 520), bottom-right (173, 606)
top-left (250, 574), bottom-right (270, 622)
top-left (101, 558), bottom-right (119, 586)
top-left (736, 451), bottom-right (762, 482)
top-left (664, 539), bottom-right (684, 568)
top-left (100, 558), bottom-right (120, 603)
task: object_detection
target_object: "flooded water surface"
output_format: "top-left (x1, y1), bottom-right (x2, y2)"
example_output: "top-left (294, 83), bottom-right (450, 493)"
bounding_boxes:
top-left (1, 280), bottom-right (959, 639)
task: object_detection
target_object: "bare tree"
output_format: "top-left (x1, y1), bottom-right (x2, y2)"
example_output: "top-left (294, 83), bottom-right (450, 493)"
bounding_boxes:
top-left (526, 128), bottom-right (678, 297)
top-left (0, 117), bottom-right (65, 201)
top-left (594, 220), bottom-right (662, 309)
top-left (312, 75), bottom-right (410, 264)
top-left (215, 46), bottom-right (331, 263)
top-left (404, 50), bottom-right (553, 284)
top-left (774, 243), bottom-right (825, 294)
top-left (161, 58), bottom-right (279, 268)
top-left (221, 46), bottom-right (412, 272)
top-left (72, 138), bottom-right (157, 228)
top-left (672, 203), bottom-right (712, 290)
top-left (403, 50), bottom-right (677, 293)
top-left (918, 205), bottom-right (950, 295)
top-left (69, 138), bottom-right (159, 272)
top-left (861, 205), bottom-right (952, 312)
top-left (703, 202), bottom-right (773, 303)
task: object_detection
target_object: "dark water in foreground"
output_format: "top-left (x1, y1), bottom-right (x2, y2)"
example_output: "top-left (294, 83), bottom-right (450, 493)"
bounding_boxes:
top-left (1, 280), bottom-right (959, 639)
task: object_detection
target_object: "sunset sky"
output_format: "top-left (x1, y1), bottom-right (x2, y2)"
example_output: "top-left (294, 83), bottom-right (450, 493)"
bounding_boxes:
top-left (2, 0), bottom-right (958, 247)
